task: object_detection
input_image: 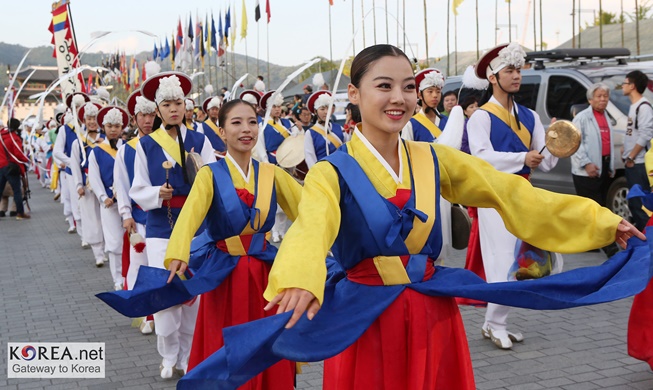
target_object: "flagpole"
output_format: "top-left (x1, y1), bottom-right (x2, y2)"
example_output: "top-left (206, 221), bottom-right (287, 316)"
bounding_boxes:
top-left (245, 38), bottom-right (249, 81)
top-left (571, 0), bottom-right (575, 48)
top-left (423, 0), bottom-right (429, 67)
top-left (372, 0), bottom-right (377, 44)
top-left (447, 0), bottom-right (450, 76)
top-left (361, 0), bottom-right (366, 47)
top-left (257, 22), bottom-right (260, 80)
top-left (352, 0), bottom-right (356, 54)
top-left (533, 0), bottom-right (537, 50)
top-left (540, 0), bottom-right (543, 49)
top-left (402, 0), bottom-right (405, 51)
top-left (454, 13), bottom-right (458, 74)
top-left (476, 0), bottom-right (480, 59)
top-left (495, 0), bottom-right (498, 45)
top-left (385, 0), bottom-right (389, 42)
top-left (266, 21), bottom-right (270, 86)
top-left (329, 3), bottom-right (333, 76)
top-left (508, 0), bottom-right (512, 41)
top-left (396, 0), bottom-right (400, 47)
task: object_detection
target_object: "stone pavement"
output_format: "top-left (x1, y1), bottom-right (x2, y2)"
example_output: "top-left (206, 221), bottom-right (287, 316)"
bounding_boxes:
top-left (2, 174), bottom-right (653, 389)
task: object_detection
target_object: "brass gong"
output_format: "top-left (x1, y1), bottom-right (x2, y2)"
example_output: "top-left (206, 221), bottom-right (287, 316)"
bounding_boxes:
top-left (541, 120), bottom-right (582, 158)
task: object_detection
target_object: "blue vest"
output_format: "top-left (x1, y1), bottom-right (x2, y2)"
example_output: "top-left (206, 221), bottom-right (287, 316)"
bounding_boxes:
top-left (263, 122), bottom-right (290, 165)
top-left (308, 123), bottom-right (345, 162)
top-left (201, 122), bottom-right (227, 152)
top-left (326, 142), bottom-right (442, 271)
top-left (78, 134), bottom-right (105, 186)
top-left (92, 145), bottom-right (116, 199)
top-left (62, 125), bottom-right (77, 175)
top-left (123, 142), bottom-right (147, 225)
top-left (139, 129), bottom-right (207, 239)
top-left (410, 115), bottom-right (448, 142)
top-left (484, 103), bottom-right (536, 175)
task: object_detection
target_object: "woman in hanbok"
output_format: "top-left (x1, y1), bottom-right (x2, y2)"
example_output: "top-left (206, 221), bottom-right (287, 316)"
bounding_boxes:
top-left (166, 99), bottom-right (301, 388)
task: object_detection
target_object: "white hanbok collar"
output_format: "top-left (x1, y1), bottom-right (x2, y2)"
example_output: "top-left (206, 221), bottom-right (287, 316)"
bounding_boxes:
top-left (354, 127), bottom-right (403, 184)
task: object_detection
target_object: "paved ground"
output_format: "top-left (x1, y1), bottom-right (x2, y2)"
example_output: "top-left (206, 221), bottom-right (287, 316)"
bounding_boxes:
top-left (2, 174), bottom-right (653, 389)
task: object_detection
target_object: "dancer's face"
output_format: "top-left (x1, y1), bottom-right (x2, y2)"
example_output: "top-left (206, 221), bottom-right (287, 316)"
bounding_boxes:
top-left (136, 112), bottom-right (156, 135)
top-left (84, 116), bottom-right (99, 132)
top-left (157, 99), bottom-right (184, 126)
top-left (219, 103), bottom-right (258, 155)
top-left (348, 55), bottom-right (417, 136)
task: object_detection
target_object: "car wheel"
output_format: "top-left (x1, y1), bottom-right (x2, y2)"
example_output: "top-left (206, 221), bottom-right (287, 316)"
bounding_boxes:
top-left (606, 176), bottom-right (632, 221)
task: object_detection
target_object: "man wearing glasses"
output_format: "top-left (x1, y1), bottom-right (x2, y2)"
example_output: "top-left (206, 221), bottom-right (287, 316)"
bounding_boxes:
top-left (622, 70), bottom-right (653, 230)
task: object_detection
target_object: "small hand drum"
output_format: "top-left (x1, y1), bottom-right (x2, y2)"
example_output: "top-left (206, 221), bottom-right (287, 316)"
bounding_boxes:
top-left (185, 152), bottom-right (204, 185)
top-left (451, 204), bottom-right (472, 250)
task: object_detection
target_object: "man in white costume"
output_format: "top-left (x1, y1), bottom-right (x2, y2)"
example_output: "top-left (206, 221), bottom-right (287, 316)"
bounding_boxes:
top-left (70, 102), bottom-right (107, 267)
top-left (130, 71), bottom-right (215, 379)
top-left (467, 42), bottom-right (559, 349)
top-left (114, 89), bottom-right (156, 334)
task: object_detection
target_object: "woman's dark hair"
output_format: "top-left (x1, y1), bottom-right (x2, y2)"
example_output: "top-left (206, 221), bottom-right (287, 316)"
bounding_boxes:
top-left (218, 99), bottom-right (257, 125)
top-left (346, 103), bottom-right (361, 122)
top-left (461, 96), bottom-right (479, 112)
top-left (350, 44), bottom-right (411, 87)
top-left (443, 90), bottom-right (458, 100)
top-left (626, 70), bottom-right (650, 94)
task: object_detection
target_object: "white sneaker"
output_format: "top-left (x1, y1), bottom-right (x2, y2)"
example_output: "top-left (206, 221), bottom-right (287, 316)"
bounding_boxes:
top-left (95, 258), bottom-right (104, 267)
top-left (482, 325), bottom-right (523, 349)
top-left (139, 320), bottom-right (154, 335)
top-left (81, 241), bottom-right (90, 249)
top-left (68, 226), bottom-right (76, 234)
top-left (160, 364), bottom-right (174, 379)
top-left (272, 234), bottom-right (281, 243)
top-left (114, 282), bottom-right (123, 291)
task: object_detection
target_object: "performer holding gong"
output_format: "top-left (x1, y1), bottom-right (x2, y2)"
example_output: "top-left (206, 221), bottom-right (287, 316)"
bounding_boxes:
top-left (467, 42), bottom-right (565, 349)
top-left (129, 71), bottom-right (215, 379)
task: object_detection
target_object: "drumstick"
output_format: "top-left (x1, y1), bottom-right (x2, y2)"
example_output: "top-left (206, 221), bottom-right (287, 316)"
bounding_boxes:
top-left (538, 131), bottom-right (558, 154)
top-left (162, 161), bottom-right (173, 187)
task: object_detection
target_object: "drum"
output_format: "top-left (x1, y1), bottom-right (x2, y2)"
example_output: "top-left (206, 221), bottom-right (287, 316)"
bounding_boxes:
top-left (275, 134), bottom-right (308, 182)
top-left (451, 204), bottom-right (472, 250)
top-left (185, 152), bottom-right (204, 185)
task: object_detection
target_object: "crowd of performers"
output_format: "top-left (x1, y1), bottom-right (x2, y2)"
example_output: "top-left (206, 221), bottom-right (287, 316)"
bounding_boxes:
top-left (9, 41), bottom-right (653, 389)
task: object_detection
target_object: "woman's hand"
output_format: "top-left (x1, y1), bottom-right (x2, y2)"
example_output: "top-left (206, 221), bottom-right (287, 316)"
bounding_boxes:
top-left (167, 259), bottom-right (188, 283)
top-left (264, 288), bottom-right (321, 329)
top-left (615, 219), bottom-right (646, 248)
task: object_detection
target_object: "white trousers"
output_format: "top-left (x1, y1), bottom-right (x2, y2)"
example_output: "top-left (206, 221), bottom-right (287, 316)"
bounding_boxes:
top-left (99, 203), bottom-right (123, 285)
top-left (126, 223), bottom-right (148, 290)
top-left (78, 190), bottom-right (104, 246)
top-left (271, 205), bottom-right (291, 240)
top-left (478, 207), bottom-right (517, 331)
top-left (60, 172), bottom-right (72, 219)
top-left (66, 172), bottom-right (82, 224)
top-left (146, 237), bottom-right (199, 368)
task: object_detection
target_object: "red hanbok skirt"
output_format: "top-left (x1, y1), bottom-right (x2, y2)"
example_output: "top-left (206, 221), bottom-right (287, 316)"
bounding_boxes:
top-left (188, 256), bottom-right (295, 389)
top-left (323, 288), bottom-right (475, 390)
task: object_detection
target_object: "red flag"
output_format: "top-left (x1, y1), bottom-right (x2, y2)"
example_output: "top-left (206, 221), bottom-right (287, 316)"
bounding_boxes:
top-left (142, 61), bottom-right (146, 81)
top-left (176, 18), bottom-right (183, 52)
top-left (266, 0), bottom-right (271, 23)
top-left (329, 0), bottom-right (333, 4)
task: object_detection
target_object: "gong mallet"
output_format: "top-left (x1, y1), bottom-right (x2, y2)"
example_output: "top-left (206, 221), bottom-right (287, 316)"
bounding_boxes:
top-left (162, 161), bottom-right (173, 187)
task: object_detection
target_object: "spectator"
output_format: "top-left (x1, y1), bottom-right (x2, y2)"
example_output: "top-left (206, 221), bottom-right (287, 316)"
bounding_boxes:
top-left (460, 96), bottom-right (479, 154)
top-left (301, 85), bottom-right (313, 105)
top-left (0, 118), bottom-right (30, 219)
top-left (221, 87), bottom-right (231, 101)
top-left (622, 70), bottom-right (653, 230)
top-left (343, 103), bottom-right (361, 140)
top-left (292, 106), bottom-right (313, 132)
top-left (254, 75), bottom-right (266, 93)
top-left (442, 90), bottom-right (458, 117)
top-left (571, 83), bottom-right (619, 257)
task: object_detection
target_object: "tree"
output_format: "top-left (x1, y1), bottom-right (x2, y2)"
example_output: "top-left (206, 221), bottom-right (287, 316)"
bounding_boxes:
top-left (627, 0), bottom-right (653, 21)
top-left (589, 11), bottom-right (618, 26)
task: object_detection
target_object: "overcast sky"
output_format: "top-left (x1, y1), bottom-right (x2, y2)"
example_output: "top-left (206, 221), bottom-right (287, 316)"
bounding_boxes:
top-left (1, 0), bottom-right (629, 67)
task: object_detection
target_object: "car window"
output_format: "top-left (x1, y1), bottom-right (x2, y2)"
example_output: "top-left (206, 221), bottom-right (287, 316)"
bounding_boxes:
top-left (545, 75), bottom-right (587, 120)
top-left (513, 75), bottom-right (541, 110)
top-left (588, 73), bottom-right (653, 116)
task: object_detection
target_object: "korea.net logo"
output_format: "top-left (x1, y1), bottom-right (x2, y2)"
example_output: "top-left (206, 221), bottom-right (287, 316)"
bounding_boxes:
top-left (7, 342), bottom-right (105, 378)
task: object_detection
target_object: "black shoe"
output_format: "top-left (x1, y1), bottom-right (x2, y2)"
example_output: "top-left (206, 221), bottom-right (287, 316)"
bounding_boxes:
top-left (0, 211), bottom-right (5, 217)
top-left (9, 211), bottom-right (17, 217)
top-left (602, 243), bottom-right (619, 258)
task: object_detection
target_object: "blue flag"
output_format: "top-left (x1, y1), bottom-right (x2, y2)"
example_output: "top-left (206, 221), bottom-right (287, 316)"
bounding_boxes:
top-left (163, 37), bottom-right (171, 59)
top-left (188, 14), bottom-right (194, 41)
top-left (224, 7), bottom-right (231, 42)
top-left (153, 42), bottom-right (158, 61)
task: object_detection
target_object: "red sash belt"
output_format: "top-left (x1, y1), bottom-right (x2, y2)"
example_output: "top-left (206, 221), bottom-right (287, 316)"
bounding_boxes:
top-left (166, 195), bottom-right (188, 208)
top-left (346, 255), bottom-right (435, 286)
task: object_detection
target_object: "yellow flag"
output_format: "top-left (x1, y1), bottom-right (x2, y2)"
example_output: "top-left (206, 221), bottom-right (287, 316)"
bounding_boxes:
top-left (452, 0), bottom-right (465, 15)
top-left (241, 0), bottom-right (248, 40)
